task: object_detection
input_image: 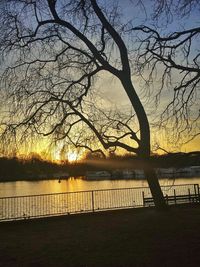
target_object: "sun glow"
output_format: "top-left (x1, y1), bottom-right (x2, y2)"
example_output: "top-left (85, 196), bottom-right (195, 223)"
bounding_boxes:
top-left (50, 142), bottom-right (83, 162)
top-left (67, 151), bottom-right (78, 162)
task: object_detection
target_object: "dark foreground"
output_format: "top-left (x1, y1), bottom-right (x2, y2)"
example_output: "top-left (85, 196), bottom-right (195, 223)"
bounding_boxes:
top-left (1, 205), bottom-right (200, 267)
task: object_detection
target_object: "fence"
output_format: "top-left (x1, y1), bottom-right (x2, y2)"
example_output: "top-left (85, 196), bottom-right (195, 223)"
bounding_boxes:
top-left (0, 183), bottom-right (199, 222)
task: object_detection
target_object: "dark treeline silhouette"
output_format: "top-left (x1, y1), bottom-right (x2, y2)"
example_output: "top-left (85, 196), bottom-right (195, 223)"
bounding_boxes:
top-left (0, 155), bottom-right (64, 181)
top-left (150, 151), bottom-right (200, 169)
top-left (0, 151), bottom-right (200, 182)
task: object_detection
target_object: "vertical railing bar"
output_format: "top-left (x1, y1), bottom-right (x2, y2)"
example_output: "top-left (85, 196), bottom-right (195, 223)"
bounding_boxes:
top-left (188, 188), bottom-right (191, 203)
top-left (198, 184), bottom-right (200, 203)
top-left (166, 194), bottom-right (168, 205)
top-left (174, 189), bottom-right (176, 205)
top-left (142, 191), bottom-right (145, 207)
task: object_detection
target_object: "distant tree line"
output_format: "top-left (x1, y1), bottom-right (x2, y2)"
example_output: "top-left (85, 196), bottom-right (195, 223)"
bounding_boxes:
top-left (0, 155), bottom-right (64, 181)
top-left (0, 152), bottom-right (199, 182)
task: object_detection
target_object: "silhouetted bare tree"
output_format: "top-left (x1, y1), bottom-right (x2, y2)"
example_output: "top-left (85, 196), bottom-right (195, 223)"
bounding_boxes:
top-left (132, 0), bottom-right (200, 146)
top-left (0, 0), bottom-right (175, 209)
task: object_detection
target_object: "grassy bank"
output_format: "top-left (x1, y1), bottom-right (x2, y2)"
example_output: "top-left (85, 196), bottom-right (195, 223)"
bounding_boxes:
top-left (1, 206), bottom-right (200, 267)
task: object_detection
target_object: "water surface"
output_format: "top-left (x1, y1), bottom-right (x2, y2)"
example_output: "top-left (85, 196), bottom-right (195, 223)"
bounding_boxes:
top-left (1, 176), bottom-right (200, 197)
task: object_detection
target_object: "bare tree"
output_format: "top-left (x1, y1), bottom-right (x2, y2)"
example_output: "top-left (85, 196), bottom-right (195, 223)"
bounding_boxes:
top-left (152, 0), bottom-right (200, 22)
top-left (131, 0), bottom-right (200, 147)
top-left (62, 101), bottom-right (140, 156)
top-left (0, 0), bottom-right (167, 208)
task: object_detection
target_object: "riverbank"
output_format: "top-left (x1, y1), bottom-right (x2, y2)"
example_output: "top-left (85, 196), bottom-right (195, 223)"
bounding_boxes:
top-left (1, 152), bottom-right (200, 182)
top-left (1, 173), bottom-right (200, 183)
top-left (1, 205), bottom-right (200, 267)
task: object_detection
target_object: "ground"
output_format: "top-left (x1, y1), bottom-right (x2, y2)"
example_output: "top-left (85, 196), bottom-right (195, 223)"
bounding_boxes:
top-left (1, 205), bottom-right (200, 267)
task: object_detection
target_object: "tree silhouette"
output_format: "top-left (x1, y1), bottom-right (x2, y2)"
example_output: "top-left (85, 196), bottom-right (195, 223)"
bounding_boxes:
top-left (0, 0), bottom-right (168, 208)
top-left (133, 0), bottom-right (200, 146)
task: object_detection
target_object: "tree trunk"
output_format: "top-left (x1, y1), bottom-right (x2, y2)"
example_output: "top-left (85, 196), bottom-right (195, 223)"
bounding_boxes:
top-left (144, 165), bottom-right (167, 209)
top-left (120, 75), bottom-right (167, 209)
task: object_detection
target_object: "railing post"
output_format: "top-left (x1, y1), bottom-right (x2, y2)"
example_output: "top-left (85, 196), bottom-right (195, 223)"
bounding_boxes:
top-left (142, 191), bottom-right (145, 207)
top-left (194, 184), bottom-right (200, 203)
top-left (194, 184), bottom-right (197, 203)
top-left (194, 184), bottom-right (197, 196)
top-left (91, 191), bottom-right (95, 212)
top-left (174, 189), bottom-right (176, 205)
top-left (198, 184), bottom-right (200, 203)
top-left (166, 194), bottom-right (168, 205)
top-left (188, 189), bottom-right (191, 203)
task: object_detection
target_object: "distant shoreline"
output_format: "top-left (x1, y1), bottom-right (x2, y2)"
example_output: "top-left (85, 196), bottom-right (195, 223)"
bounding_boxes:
top-left (1, 152), bottom-right (200, 182)
top-left (1, 173), bottom-right (200, 183)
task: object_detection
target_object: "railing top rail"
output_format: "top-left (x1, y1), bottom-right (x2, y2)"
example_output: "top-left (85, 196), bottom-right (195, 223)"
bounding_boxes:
top-left (0, 183), bottom-right (198, 200)
top-left (0, 186), bottom-right (149, 199)
top-left (161, 183), bottom-right (199, 189)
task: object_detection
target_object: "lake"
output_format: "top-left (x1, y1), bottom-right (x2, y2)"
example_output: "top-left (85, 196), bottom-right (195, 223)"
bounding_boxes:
top-left (1, 176), bottom-right (200, 197)
top-left (1, 176), bottom-right (200, 221)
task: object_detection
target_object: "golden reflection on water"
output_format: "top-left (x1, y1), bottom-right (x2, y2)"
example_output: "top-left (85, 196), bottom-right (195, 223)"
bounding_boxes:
top-left (55, 177), bottom-right (83, 192)
top-left (1, 177), bottom-right (200, 197)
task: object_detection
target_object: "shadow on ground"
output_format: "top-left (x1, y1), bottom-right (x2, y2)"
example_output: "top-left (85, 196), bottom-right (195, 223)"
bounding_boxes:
top-left (1, 205), bottom-right (200, 267)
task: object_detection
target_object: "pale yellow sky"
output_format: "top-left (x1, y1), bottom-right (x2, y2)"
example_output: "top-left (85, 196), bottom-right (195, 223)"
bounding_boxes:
top-left (0, 0), bottom-right (199, 160)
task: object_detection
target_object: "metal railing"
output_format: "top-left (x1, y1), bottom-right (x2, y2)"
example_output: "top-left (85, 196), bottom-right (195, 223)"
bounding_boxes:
top-left (0, 183), bottom-right (199, 222)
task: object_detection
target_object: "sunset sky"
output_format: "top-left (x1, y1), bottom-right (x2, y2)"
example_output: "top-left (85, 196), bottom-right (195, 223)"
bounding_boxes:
top-left (0, 0), bottom-right (199, 161)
